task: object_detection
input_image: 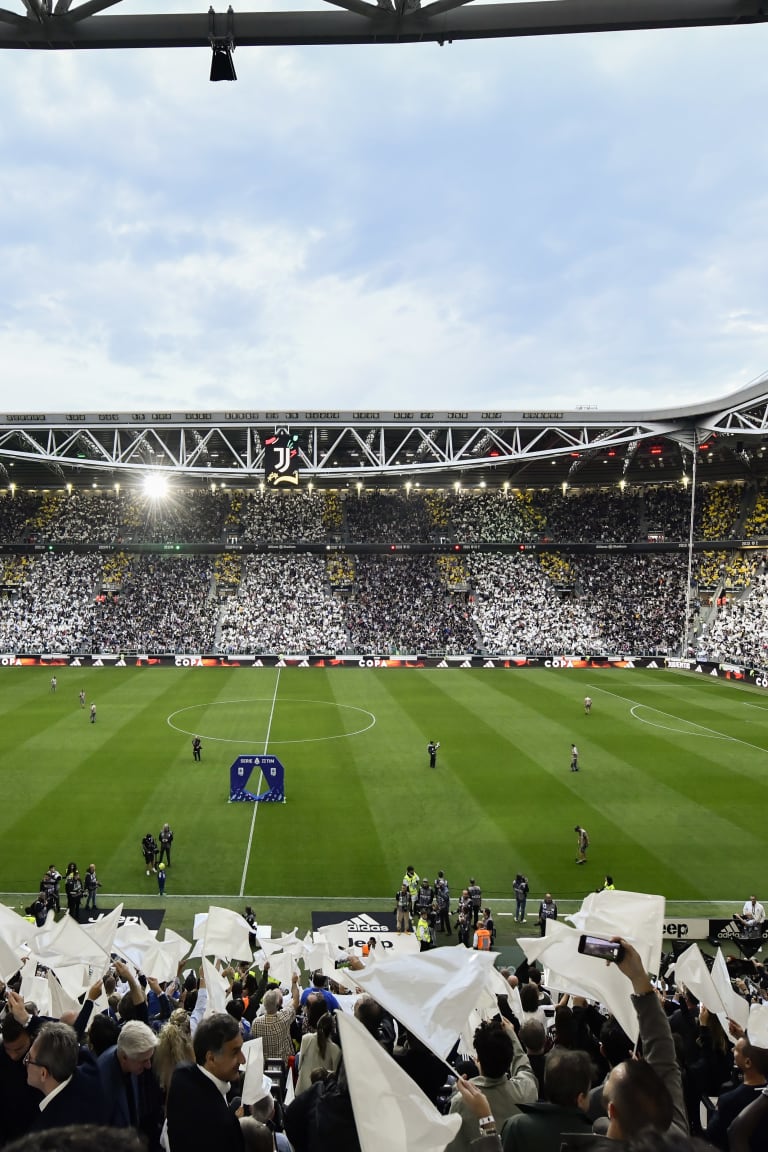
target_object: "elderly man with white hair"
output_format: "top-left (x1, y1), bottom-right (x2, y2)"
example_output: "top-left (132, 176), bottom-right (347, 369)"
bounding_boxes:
top-left (97, 1019), bottom-right (163, 1141)
top-left (250, 974), bottom-right (300, 1063)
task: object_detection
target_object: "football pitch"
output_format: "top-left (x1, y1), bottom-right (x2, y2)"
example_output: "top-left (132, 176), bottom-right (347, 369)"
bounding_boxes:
top-left (1, 666), bottom-right (766, 915)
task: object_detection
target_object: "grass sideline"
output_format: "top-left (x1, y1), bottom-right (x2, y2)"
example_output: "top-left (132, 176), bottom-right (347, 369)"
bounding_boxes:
top-left (1, 665), bottom-right (765, 945)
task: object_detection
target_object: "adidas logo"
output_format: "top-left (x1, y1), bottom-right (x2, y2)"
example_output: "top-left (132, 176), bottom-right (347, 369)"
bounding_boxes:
top-left (483, 660), bottom-right (495, 668)
top-left (646, 660), bottom-right (659, 669)
top-left (460, 659), bottom-right (472, 668)
top-left (436, 659), bottom-right (448, 668)
top-left (70, 658), bottom-right (81, 667)
top-left (347, 914), bottom-right (389, 932)
top-left (253, 659), bottom-right (263, 667)
top-left (298, 660), bottom-right (309, 668)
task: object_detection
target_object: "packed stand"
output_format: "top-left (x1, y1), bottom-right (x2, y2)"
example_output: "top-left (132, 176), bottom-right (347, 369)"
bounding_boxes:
top-left (531, 489), bottom-right (643, 543)
top-left (218, 556), bottom-right (348, 654)
top-left (0, 552), bottom-right (101, 652)
top-left (118, 490), bottom-right (231, 544)
top-left (469, 553), bottom-right (599, 654)
top-left (444, 491), bottom-right (543, 543)
top-left (345, 491), bottom-right (433, 544)
top-left (0, 492), bottom-right (40, 543)
top-left (573, 554), bottom-right (687, 655)
top-left (344, 557), bottom-right (476, 655)
top-left (90, 556), bottom-right (218, 654)
top-left (699, 483), bottom-right (743, 540)
top-left (238, 491), bottom-right (326, 544)
top-left (706, 573), bottom-right (768, 668)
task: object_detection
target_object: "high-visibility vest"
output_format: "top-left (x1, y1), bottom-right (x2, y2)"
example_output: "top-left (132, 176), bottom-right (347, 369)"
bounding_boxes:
top-left (474, 928), bottom-right (491, 950)
top-left (416, 918), bottom-right (431, 943)
top-left (403, 872), bottom-right (420, 898)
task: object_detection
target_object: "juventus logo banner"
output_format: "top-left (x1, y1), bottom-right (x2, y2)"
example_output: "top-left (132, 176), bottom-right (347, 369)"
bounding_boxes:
top-left (264, 431), bottom-right (300, 488)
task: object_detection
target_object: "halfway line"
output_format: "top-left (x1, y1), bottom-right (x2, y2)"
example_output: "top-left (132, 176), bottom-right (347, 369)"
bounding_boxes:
top-left (239, 668), bottom-right (281, 897)
top-left (587, 682), bottom-right (768, 756)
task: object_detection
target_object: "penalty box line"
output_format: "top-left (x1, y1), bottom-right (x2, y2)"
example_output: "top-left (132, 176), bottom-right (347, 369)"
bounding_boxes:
top-left (239, 668), bottom-right (281, 898)
top-left (587, 683), bottom-right (768, 756)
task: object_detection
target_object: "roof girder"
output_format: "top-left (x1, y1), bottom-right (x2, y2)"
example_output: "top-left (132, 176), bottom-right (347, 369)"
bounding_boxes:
top-left (0, 1), bottom-right (764, 50)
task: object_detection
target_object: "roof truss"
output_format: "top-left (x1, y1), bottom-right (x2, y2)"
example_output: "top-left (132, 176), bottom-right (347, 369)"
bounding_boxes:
top-left (0, 1), bottom-right (764, 50)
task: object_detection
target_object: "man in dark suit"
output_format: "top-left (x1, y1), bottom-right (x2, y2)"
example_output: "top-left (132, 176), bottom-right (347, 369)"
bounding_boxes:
top-left (98, 1019), bottom-right (163, 1147)
top-left (166, 1013), bottom-right (245, 1152)
top-left (25, 1021), bottom-right (104, 1131)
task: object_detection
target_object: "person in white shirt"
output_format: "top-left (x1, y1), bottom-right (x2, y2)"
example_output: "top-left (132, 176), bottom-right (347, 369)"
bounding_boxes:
top-left (736, 895), bottom-right (766, 936)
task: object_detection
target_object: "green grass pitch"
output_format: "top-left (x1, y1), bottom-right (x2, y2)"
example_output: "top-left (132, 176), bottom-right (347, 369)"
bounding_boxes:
top-left (0, 666), bottom-right (766, 909)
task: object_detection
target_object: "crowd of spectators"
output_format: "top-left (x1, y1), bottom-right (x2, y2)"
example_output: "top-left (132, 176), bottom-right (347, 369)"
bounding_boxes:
top-left (218, 556), bottom-right (348, 654)
top-left (90, 557), bottom-right (219, 654)
top-left (0, 481), bottom-right (755, 546)
top-left (238, 492), bottom-right (326, 544)
top-left (0, 905), bottom-right (766, 1152)
top-left (345, 492), bottom-right (433, 544)
top-left (5, 486), bottom-right (768, 661)
top-left (705, 573), bottom-right (768, 667)
top-left (344, 557), bottom-right (476, 655)
top-left (0, 553), bottom-right (102, 652)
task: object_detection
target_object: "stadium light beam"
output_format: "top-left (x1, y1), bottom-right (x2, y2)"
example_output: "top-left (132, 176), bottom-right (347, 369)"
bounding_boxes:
top-left (143, 472), bottom-right (170, 500)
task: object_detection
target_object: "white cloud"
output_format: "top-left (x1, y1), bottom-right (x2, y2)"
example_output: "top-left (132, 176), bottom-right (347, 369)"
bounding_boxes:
top-left (0, 17), bottom-right (766, 414)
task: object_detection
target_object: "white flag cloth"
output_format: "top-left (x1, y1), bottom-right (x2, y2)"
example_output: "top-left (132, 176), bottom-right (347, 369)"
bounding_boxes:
top-left (353, 945), bottom-right (497, 1060)
top-left (20, 971), bottom-right (51, 1016)
top-left (141, 941), bottom-right (182, 984)
top-left (315, 921), bottom-right (349, 953)
top-left (0, 931), bottom-right (21, 982)
top-left (49, 961), bottom-right (90, 1001)
top-left (113, 920), bottom-right (158, 970)
top-left (565, 889), bottom-right (665, 977)
top-left (748, 1003), bottom-right (768, 1048)
top-left (81, 904), bottom-right (123, 957)
top-left (241, 1037), bottom-right (266, 1107)
top-left (0, 903), bottom-right (36, 953)
top-left (201, 957), bottom-right (230, 1016)
top-left (265, 951), bottom-right (296, 991)
top-left (34, 912), bottom-right (111, 967)
top-left (337, 1009), bottom-right (461, 1152)
top-left (519, 920), bottom-right (639, 1043)
top-left (46, 970), bottom-right (81, 1018)
top-left (161, 928), bottom-right (192, 968)
top-left (203, 907), bottom-right (253, 961)
top-left (664, 945), bottom-right (748, 1033)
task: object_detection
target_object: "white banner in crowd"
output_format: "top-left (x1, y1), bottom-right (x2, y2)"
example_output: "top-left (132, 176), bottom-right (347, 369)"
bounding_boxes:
top-left (202, 906), bottom-right (253, 961)
top-left (565, 889), bottom-right (665, 977)
top-left (353, 945), bottom-right (497, 1060)
top-left (519, 920), bottom-right (639, 1043)
top-left (337, 1010), bottom-right (461, 1152)
top-left (674, 944), bottom-right (749, 1032)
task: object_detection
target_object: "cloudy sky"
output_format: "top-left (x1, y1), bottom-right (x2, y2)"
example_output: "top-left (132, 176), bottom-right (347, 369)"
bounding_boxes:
top-left (0, 1), bottom-right (766, 415)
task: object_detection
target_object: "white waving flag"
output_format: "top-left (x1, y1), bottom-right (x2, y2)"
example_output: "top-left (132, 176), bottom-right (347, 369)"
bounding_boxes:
top-left (353, 944), bottom-right (497, 1059)
top-left (336, 1009), bottom-right (461, 1152)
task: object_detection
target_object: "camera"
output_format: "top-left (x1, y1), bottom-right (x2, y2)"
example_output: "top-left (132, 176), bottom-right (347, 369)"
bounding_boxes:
top-left (577, 934), bottom-right (625, 963)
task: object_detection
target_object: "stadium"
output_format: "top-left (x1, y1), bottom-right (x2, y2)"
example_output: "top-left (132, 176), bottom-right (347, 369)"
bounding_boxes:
top-left (2, 392), bottom-right (767, 919)
top-left (1, 5), bottom-right (768, 1150)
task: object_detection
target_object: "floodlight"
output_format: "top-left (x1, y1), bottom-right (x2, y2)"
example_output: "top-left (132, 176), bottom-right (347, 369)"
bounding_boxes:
top-left (143, 472), bottom-right (169, 500)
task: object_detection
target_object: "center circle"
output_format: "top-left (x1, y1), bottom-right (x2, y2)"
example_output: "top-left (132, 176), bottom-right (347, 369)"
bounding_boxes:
top-left (166, 697), bottom-right (376, 745)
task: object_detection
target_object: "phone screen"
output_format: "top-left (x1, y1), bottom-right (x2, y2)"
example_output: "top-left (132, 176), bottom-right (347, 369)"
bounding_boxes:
top-left (578, 934), bottom-right (622, 962)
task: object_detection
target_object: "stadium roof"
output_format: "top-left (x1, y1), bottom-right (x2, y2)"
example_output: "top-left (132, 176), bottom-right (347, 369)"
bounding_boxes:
top-left (0, 1), bottom-right (764, 53)
top-left (2, 376), bottom-right (768, 490)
